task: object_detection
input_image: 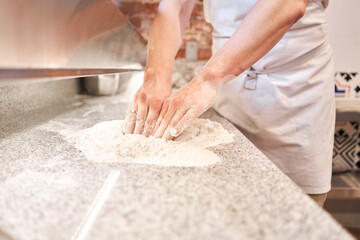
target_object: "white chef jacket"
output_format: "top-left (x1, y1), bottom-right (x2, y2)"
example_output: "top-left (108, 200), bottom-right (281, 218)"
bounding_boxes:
top-left (204, 0), bottom-right (335, 194)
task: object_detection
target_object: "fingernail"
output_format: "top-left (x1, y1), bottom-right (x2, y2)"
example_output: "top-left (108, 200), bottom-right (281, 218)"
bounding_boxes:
top-left (142, 130), bottom-right (150, 137)
top-left (169, 127), bottom-right (180, 138)
top-left (142, 122), bottom-right (154, 135)
top-left (162, 130), bottom-right (173, 141)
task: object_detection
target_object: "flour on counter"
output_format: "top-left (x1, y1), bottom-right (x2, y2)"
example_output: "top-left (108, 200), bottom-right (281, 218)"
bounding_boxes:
top-left (75, 118), bottom-right (233, 167)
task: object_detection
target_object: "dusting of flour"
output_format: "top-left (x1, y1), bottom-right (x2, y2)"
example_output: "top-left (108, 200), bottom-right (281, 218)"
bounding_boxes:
top-left (75, 118), bottom-right (233, 167)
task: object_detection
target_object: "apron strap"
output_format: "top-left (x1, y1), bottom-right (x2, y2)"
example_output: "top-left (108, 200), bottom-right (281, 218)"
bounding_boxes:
top-left (243, 41), bottom-right (328, 90)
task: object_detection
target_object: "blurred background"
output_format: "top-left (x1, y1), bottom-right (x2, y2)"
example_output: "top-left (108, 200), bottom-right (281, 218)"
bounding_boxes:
top-left (0, 0), bottom-right (359, 238)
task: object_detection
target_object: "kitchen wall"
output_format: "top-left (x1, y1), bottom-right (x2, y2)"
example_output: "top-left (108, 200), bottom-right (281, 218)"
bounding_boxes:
top-left (326, 0), bottom-right (360, 99)
top-left (326, 0), bottom-right (360, 72)
top-left (119, 0), bottom-right (213, 60)
top-left (325, 0), bottom-right (360, 172)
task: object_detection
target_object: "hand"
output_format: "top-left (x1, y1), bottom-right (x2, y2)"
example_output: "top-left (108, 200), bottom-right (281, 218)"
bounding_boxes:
top-left (152, 77), bottom-right (218, 140)
top-left (124, 71), bottom-right (172, 137)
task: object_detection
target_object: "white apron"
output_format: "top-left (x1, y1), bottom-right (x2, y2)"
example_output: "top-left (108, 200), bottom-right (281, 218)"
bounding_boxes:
top-left (204, 0), bottom-right (335, 194)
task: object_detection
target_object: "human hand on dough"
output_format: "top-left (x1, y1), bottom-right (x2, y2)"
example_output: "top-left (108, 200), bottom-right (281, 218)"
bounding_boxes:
top-left (124, 70), bottom-right (172, 137)
top-left (152, 77), bottom-right (218, 141)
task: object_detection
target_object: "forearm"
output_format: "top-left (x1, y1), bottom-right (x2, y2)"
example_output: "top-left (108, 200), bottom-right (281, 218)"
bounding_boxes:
top-left (145, 0), bottom-right (195, 83)
top-left (148, 0), bottom-right (311, 140)
top-left (125, 0), bottom-right (196, 136)
top-left (197, 0), bottom-right (309, 89)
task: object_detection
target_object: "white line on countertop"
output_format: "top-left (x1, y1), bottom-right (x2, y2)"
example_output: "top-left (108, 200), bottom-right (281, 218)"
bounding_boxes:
top-left (71, 170), bottom-right (120, 240)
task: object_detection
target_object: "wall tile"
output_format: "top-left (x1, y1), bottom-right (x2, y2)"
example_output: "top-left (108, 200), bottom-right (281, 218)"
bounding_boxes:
top-left (356, 132), bottom-right (360, 170)
top-left (334, 71), bottom-right (360, 98)
top-left (333, 121), bottom-right (359, 172)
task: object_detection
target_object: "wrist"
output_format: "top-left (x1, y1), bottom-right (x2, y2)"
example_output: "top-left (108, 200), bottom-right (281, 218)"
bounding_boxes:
top-left (144, 66), bottom-right (172, 86)
top-left (195, 62), bottom-right (235, 91)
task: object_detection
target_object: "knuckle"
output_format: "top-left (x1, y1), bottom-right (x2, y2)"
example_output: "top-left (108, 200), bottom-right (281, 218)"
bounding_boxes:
top-left (145, 118), bottom-right (155, 126)
top-left (152, 105), bottom-right (161, 113)
top-left (155, 117), bottom-right (162, 125)
top-left (164, 98), bottom-right (171, 105)
top-left (153, 98), bottom-right (163, 107)
top-left (169, 100), bottom-right (178, 109)
top-left (171, 98), bottom-right (179, 105)
top-left (138, 92), bottom-right (147, 102)
top-left (127, 114), bottom-right (136, 121)
top-left (185, 109), bottom-right (196, 119)
top-left (161, 102), bottom-right (169, 111)
top-left (136, 117), bottom-right (145, 122)
top-left (170, 120), bottom-right (177, 128)
top-left (151, 99), bottom-right (162, 110)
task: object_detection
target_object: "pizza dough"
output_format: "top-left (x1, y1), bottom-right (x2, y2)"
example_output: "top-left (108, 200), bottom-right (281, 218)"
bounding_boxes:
top-left (76, 118), bottom-right (233, 167)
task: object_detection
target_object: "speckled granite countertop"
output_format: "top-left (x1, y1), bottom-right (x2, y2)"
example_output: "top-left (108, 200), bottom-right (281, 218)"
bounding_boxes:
top-left (0, 94), bottom-right (353, 240)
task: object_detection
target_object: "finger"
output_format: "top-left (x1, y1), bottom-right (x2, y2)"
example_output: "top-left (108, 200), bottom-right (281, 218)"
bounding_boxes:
top-left (123, 102), bottom-right (132, 133)
top-left (152, 100), bottom-right (169, 136)
top-left (125, 99), bottom-right (138, 134)
top-left (162, 106), bottom-right (189, 140)
top-left (125, 112), bottom-right (137, 134)
top-left (134, 96), bottom-right (148, 134)
top-left (169, 107), bottom-right (198, 139)
top-left (142, 101), bottom-right (162, 137)
top-left (153, 102), bottom-right (177, 139)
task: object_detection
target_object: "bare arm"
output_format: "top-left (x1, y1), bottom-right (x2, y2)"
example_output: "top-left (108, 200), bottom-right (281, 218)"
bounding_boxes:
top-left (124, 0), bottom-right (196, 136)
top-left (153, 0), bottom-right (310, 140)
top-left (199, 0), bottom-right (309, 88)
top-left (145, 0), bottom-right (196, 82)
